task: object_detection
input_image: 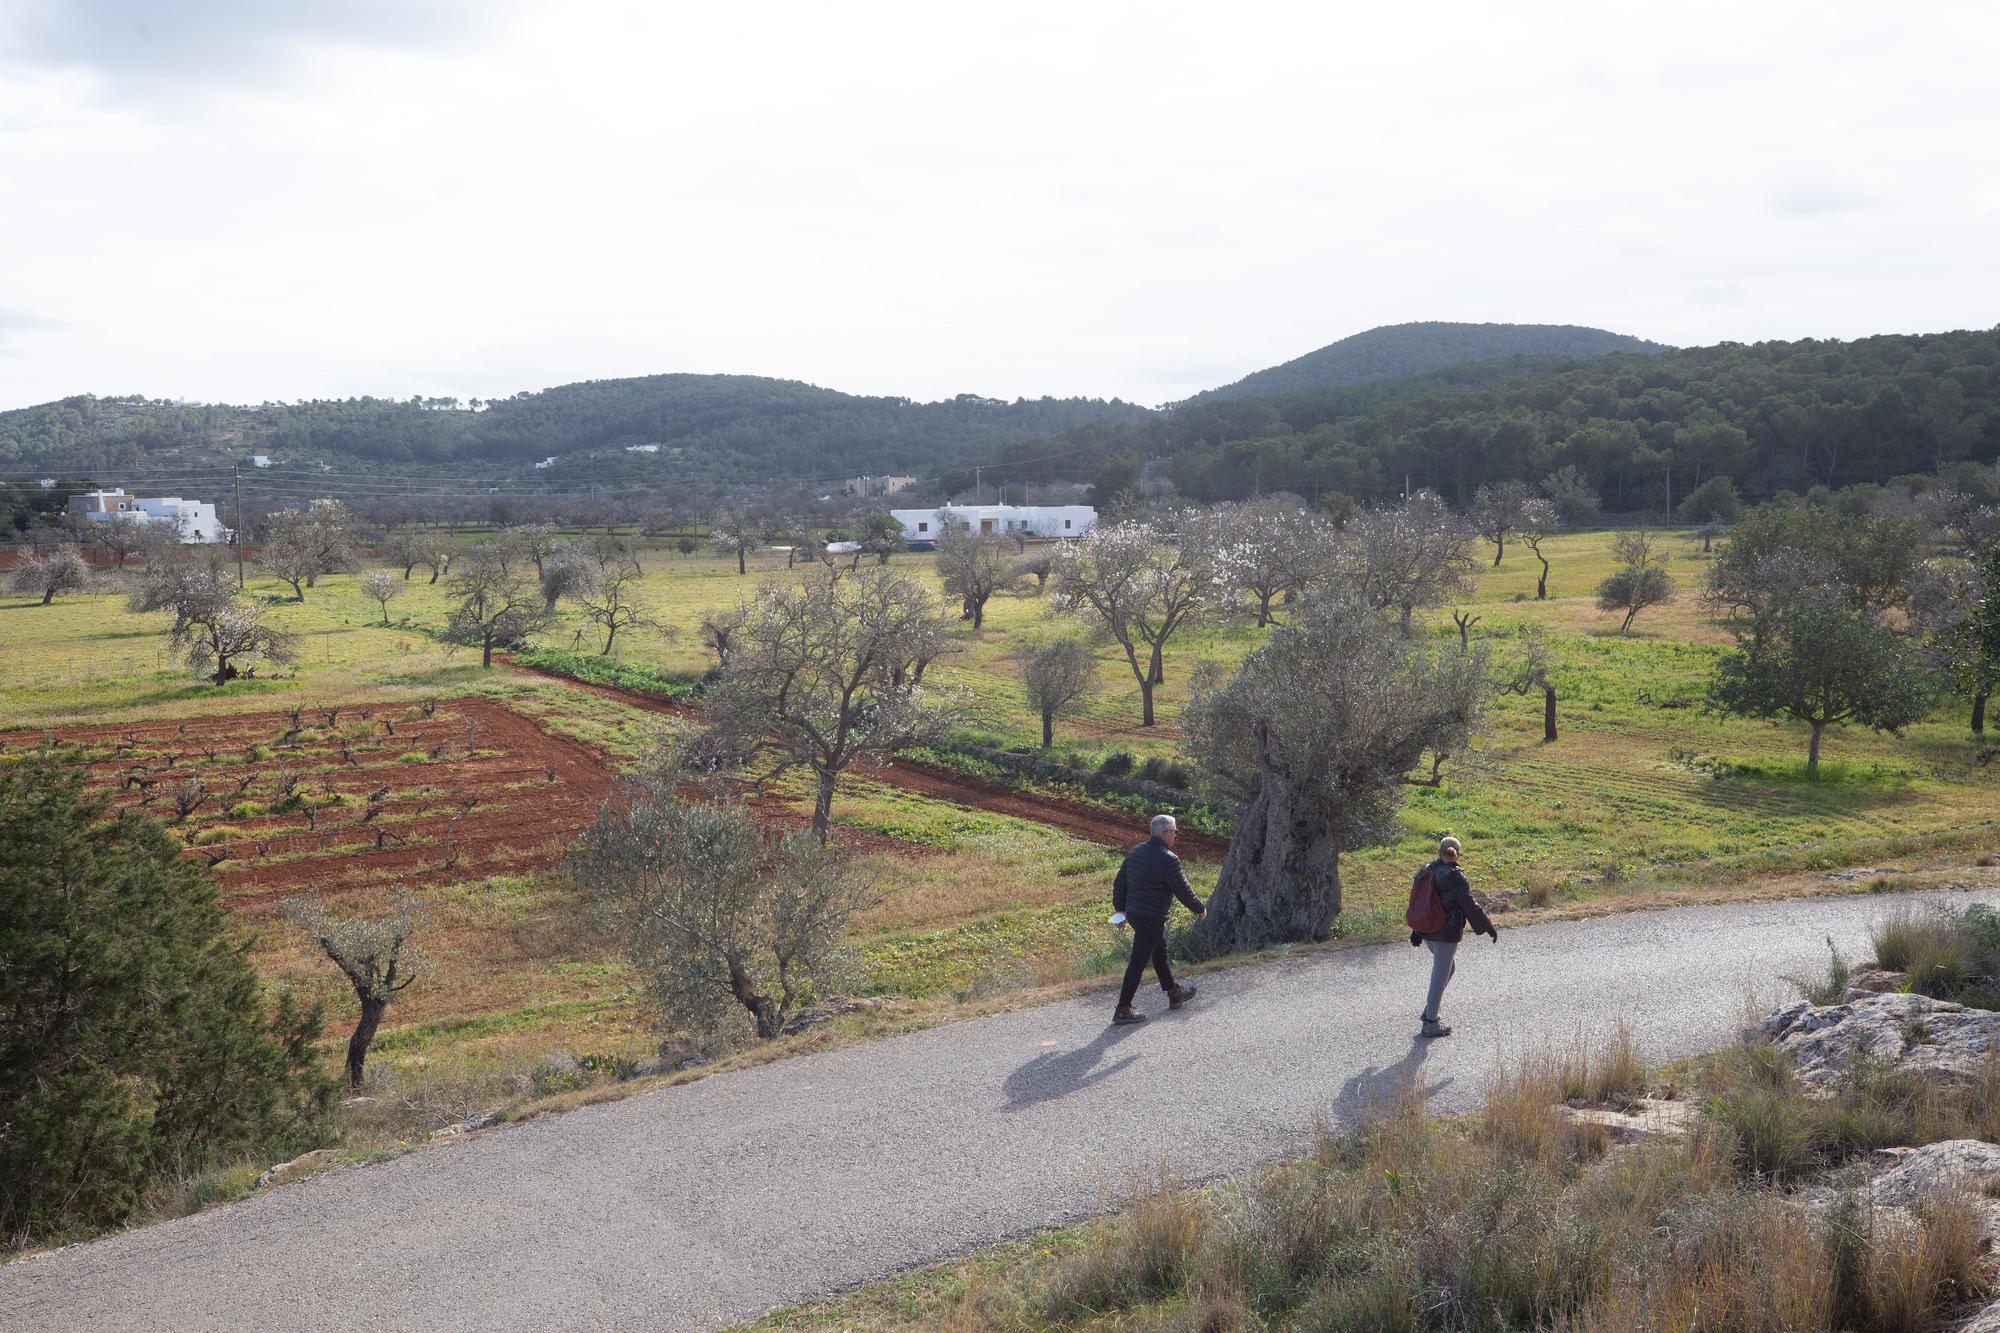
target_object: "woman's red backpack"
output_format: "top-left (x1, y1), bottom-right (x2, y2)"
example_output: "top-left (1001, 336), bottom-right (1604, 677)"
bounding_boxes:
top-left (1405, 862), bottom-right (1447, 934)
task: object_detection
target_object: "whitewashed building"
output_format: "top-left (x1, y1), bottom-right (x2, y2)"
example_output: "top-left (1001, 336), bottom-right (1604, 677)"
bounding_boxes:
top-left (889, 504), bottom-right (1096, 544)
top-left (68, 488), bottom-right (230, 543)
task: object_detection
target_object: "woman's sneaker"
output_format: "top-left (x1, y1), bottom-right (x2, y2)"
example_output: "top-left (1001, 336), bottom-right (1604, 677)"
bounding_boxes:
top-left (1112, 1005), bottom-right (1148, 1026)
top-left (1420, 1019), bottom-right (1452, 1038)
top-left (1168, 985), bottom-right (1198, 1009)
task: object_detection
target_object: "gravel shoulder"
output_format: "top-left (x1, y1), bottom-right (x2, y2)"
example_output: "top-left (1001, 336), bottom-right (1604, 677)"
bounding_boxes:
top-left (6, 886), bottom-right (1997, 1332)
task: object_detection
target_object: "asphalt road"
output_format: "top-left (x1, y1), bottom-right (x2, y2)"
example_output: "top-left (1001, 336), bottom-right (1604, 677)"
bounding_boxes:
top-left (6, 886), bottom-right (1995, 1332)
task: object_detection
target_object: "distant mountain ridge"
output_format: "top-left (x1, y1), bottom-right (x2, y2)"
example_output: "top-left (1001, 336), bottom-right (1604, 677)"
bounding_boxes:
top-left (0, 374), bottom-right (1149, 481)
top-left (1186, 321), bottom-right (1671, 404)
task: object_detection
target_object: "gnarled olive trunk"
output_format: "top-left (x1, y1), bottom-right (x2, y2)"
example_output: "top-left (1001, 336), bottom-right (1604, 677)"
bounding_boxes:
top-left (1543, 686), bottom-right (1558, 742)
top-left (1973, 688), bottom-right (1988, 735)
top-left (1200, 751), bottom-right (1343, 952)
top-left (810, 768), bottom-right (837, 844)
top-left (347, 994), bottom-right (387, 1090)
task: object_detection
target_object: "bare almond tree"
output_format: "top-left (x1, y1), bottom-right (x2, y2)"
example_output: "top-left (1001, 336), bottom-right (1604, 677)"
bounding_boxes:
top-left (10, 544), bottom-right (89, 605)
top-left (575, 560), bottom-right (667, 654)
top-left (699, 565), bottom-right (959, 841)
top-left (1502, 626), bottom-right (1560, 742)
top-left (709, 507), bottom-right (763, 575)
top-left (1518, 498), bottom-right (1562, 600)
top-left (1204, 497), bottom-right (1338, 628)
top-left (282, 886), bottom-right (427, 1089)
top-left (697, 605), bottom-right (746, 669)
top-left (443, 545), bottom-right (554, 667)
top-left (1470, 479), bottom-right (1536, 566)
top-left (359, 569), bottom-right (402, 624)
top-left (1325, 491), bottom-right (1478, 636)
top-left (1049, 514), bottom-right (1221, 726)
top-left (128, 556), bottom-right (297, 685)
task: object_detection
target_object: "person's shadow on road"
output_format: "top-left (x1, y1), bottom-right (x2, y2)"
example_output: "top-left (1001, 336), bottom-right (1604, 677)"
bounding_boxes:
top-left (1001, 1023), bottom-right (1142, 1111)
top-left (1330, 1036), bottom-right (1453, 1127)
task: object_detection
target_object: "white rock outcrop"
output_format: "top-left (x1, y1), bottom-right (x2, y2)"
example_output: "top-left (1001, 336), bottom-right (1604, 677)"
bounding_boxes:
top-left (1755, 992), bottom-right (2000, 1093)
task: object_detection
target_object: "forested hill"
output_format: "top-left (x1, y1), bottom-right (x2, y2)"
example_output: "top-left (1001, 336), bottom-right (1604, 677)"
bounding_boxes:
top-left (0, 374), bottom-right (1147, 480)
top-left (1186, 321), bottom-right (1671, 404)
top-left (972, 327), bottom-right (2000, 510)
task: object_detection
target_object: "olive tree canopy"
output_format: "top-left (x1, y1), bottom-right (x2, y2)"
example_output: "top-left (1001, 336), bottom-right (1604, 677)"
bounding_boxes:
top-left (568, 775), bottom-right (871, 1050)
top-left (1020, 635), bottom-right (1097, 749)
top-left (282, 887), bottom-right (426, 1090)
top-left (1184, 596), bottom-right (1487, 951)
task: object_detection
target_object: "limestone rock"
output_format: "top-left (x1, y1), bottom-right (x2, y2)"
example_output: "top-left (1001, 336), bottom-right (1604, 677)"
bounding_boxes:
top-left (1756, 992), bottom-right (2000, 1094)
top-left (1840, 968), bottom-right (1910, 1002)
top-left (254, 1148), bottom-right (333, 1190)
top-left (1555, 1098), bottom-right (1696, 1143)
top-left (1867, 1139), bottom-right (2000, 1206)
top-left (1957, 1298), bottom-right (2000, 1333)
top-left (430, 1110), bottom-right (502, 1140)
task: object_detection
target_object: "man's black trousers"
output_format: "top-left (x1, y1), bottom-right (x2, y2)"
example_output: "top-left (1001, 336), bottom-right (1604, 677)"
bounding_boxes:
top-left (1117, 915), bottom-right (1176, 1008)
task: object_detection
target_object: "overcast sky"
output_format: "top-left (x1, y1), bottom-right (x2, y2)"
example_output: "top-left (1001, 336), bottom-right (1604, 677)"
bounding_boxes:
top-left (1, 1), bottom-right (1996, 412)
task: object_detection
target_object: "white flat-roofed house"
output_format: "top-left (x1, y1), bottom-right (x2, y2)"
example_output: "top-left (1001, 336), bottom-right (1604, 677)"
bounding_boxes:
top-left (68, 488), bottom-right (231, 543)
top-left (889, 504), bottom-right (1096, 544)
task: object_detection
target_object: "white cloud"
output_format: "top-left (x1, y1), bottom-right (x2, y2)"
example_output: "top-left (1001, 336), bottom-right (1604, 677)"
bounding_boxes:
top-left (0, 0), bottom-right (1997, 411)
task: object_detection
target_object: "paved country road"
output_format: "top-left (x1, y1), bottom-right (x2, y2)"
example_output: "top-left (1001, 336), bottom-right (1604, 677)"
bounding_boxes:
top-left (6, 887), bottom-right (1996, 1332)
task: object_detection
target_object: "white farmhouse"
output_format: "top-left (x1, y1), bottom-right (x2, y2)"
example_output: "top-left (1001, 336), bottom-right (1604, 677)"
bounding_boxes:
top-left (68, 488), bottom-right (231, 543)
top-left (888, 503), bottom-right (1096, 544)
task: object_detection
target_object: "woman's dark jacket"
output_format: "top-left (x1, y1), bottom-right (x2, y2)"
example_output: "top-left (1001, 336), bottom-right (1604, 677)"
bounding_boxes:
top-left (1415, 859), bottom-right (1494, 944)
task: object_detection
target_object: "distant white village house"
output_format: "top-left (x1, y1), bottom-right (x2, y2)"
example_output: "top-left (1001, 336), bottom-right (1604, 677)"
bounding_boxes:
top-left (625, 444), bottom-right (660, 454)
top-left (250, 455), bottom-right (274, 468)
top-left (843, 474), bottom-right (918, 498)
top-left (68, 488), bottom-right (230, 544)
top-left (534, 456), bottom-right (559, 469)
top-left (889, 503), bottom-right (1096, 544)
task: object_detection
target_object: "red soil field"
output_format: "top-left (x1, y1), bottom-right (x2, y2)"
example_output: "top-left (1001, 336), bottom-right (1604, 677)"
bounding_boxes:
top-left (2, 698), bottom-right (615, 904)
top-left (496, 654), bottom-right (1230, 861)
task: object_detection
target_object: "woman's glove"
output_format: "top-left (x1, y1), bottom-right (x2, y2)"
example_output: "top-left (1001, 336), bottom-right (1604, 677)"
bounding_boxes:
top-left (1410, 931), bottom-right (1423, 947)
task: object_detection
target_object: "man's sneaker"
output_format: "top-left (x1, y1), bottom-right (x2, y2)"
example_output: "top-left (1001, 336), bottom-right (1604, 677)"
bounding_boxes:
top-left (1420, 1019), bottom-right (1452, 1038)
top-left (1112, 1005), bottom-right (1148, 1026)
top-left (1167, 985), bottom-right (1198, 1010)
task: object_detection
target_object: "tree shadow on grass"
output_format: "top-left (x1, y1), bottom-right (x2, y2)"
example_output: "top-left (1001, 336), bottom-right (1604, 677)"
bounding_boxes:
top-left (1001, 1022), bottom-right (1142, 1111)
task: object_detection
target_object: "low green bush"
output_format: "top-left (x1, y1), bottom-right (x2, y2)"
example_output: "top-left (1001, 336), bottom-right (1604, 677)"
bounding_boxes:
top-left (511, 647), bottom-right (697, 700)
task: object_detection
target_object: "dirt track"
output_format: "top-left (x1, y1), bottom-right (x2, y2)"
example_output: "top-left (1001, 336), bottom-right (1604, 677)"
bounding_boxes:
top-left (498, 656), bottom-right (1231, 860)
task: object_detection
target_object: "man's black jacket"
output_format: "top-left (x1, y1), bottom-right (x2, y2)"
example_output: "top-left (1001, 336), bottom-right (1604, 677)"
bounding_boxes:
top-left (1414, 859), bottom-right (1495, 944)
top-left (1113, 836), bottom-right (1206, 921)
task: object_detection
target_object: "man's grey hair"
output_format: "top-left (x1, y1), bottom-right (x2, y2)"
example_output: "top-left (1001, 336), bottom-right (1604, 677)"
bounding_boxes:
top-left (1150, 813), bottom-right (1177, 836)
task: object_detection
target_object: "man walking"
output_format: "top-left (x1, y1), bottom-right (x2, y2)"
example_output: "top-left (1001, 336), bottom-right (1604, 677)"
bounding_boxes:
top-left (1111, 814), bottom-right (1206, 1026)
top-left (1411, 835), bottom-right (1497, 1038)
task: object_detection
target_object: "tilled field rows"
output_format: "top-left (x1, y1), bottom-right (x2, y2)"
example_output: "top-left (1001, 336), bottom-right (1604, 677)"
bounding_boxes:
top-left (2, 699), bottom-right (616, 902)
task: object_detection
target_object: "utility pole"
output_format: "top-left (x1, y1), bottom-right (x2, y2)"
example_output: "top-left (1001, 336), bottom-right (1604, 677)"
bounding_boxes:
top-left (234, 462), bottom-right (245, 589)
top-left (975, 466), bottom-right (983, 504)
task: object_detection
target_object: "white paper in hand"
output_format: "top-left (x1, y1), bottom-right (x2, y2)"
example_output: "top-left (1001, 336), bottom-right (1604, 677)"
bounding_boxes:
top-left (1107, 911), bottom-right (1127, 926)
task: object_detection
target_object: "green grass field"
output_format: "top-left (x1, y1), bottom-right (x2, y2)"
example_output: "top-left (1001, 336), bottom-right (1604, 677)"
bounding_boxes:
top-left (3, 528), bottom-right (1994, 1105)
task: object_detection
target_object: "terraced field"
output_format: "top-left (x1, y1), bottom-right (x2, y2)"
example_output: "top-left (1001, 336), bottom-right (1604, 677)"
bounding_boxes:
top-left (1, 698), bottom-right (615, 902)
